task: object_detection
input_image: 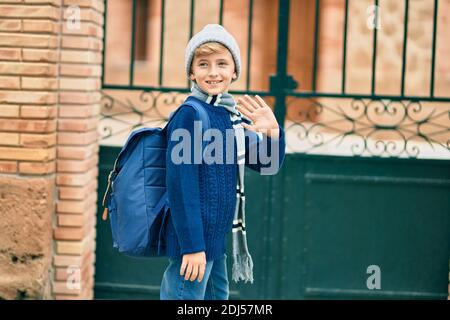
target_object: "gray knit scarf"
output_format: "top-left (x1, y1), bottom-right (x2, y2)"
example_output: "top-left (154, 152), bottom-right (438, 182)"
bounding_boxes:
top-left (190, 82), bottom-right (254, 283)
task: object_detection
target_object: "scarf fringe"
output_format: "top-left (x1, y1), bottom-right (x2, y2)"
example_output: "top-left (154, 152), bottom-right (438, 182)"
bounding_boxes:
top-left (232, 253), bottom-right (254, 283)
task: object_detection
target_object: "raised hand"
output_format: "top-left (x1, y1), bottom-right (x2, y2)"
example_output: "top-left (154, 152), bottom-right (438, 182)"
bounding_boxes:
top-left (236, 95), bottom-right (280, 140)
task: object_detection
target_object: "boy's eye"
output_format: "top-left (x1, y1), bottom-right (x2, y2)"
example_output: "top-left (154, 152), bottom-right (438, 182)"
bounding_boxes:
top-left (198, 61), bottom-right (228, 67)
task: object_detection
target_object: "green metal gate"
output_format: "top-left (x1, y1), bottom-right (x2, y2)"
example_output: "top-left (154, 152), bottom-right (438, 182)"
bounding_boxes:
top-left (95, 0), bottom-right (450, 299)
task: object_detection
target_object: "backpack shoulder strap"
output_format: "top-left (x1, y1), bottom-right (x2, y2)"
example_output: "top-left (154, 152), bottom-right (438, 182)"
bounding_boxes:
top-left (167, 96), bottom-right (210, 132)
top-left (183, 97), bottom-right (211, 131)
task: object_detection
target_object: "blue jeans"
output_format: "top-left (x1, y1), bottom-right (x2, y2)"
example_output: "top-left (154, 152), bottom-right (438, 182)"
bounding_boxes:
top-left (160, 253), bottom-right (229, 300)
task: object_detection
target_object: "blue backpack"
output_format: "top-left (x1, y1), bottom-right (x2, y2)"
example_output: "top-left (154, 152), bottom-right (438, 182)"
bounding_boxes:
top-left (101, 96), bottom-right (210, 258)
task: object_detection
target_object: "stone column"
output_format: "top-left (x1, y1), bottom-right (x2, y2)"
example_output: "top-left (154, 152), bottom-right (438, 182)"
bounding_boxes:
top-left (53, 0), bottom-right (103, 300)
top-left (0, 0), bottom-right (104, 300)
top-left (0, 0), bottom-right (59, 300)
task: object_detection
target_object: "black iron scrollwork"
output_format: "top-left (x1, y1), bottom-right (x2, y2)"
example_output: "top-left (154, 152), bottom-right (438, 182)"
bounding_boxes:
top-left (99, 90), bottom-right (189, 142)
top-left (285, 98), bottom-right (450, 158)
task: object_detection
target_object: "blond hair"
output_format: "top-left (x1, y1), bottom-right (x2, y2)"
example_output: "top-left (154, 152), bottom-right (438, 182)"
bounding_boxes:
top-left (190, 42), bottom-right (234, 75)
top-left (194, 41), bottom-right (228, 56)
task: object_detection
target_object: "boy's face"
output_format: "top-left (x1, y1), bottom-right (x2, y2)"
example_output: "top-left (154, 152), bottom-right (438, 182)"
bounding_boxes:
top-left (189, 48), bottom-right (237, 95)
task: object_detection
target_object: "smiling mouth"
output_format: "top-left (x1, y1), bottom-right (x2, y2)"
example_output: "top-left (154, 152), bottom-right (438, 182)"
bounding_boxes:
top-left (206, 80), bottom-right (222, 85)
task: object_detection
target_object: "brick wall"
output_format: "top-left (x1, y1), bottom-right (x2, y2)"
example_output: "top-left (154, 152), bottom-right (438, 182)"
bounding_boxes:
top-left (0, 0), bottom-right (104, 300)
top-left (53, 0), bottom-right (103, 300)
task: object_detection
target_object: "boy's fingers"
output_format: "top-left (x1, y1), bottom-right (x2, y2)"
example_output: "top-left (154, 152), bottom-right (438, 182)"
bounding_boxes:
top-left (180, 260), bottom-right (187, 276)
top-left (238, 97), bottom-right (255, 113)
top-left (197, 264), bottom-right (206, 283)
top-left (237, 104), bottom-right (254, 121)
top-left (255, 95), bottom-right (269, 108)
top-left (190, 265), bottom-right (199, 282)
top-left (244, 94), bottom-right (261, 110)
top-left (184, 263), bottom-right (193, 281)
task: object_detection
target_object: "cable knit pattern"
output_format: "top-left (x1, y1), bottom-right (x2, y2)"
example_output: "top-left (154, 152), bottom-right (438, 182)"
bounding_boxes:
top-left (164, 98), bottom-right (285, 261)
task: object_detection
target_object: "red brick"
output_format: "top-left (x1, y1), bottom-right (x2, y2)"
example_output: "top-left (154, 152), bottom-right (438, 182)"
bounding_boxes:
top-left (54, 265), bottom-right (93, 299)
top-left (58, 104), bottom-right (100, 118)
top-left (0, 104), bottom-right (19, 117)
top-left (0, 19), bottom-right (21, 32)
top-left (20, 105), bottom-right (57, 119)
top-left (22, 49), bottom-right (58, 62)
top-left (0, 5), bottom-right (59, 19)
top-left (56, 193), bottom-right (96, 213)
top-left (22, 19), bottom-right (59, 33)
top-left (60, 77), bottom-right (100, 91)
top-left (0, 146), bottom-right (56, 161)
top-left (0, 160), bottom-right (18, 173)
top-left (0, 48), bottom-right (21, 61)
top-left (21, 77), bottom-right (58, 90)
top-left (60, 64), bottom-right (101, 77)
top-left (20, 132), bottom-right (57, 147)
top-left (53, 253), bottom-right (87, 267)
top-left (55, 230), bottom-right (94, 255)
top-left (57, 144), bottom-right (98, 160)
top-left (64, 7), bottom-right (103, 26)
top-left (58, 118), bottom-right (98, 132)
top-left (57, 213), bottom-right (86, 226)
top-left (19, 161), bottom-right (55, 174)
top-left (60, 91), bottom-right (101, 104)
top-left (0, 90), bottom-right (57, 104)
top-left (0, 33), bottom-right (58, 48)
top-left (0, 62), bottom-right (57, 76)
top-left (54, 226), bottom-right (85, 240)
top-left (64, 0), bottom-right (104, 13)
top-left (52, 281), bottom-right (82, 295)
top-left (0, 76), bottom-right (20, 89)
top-left (0, 119), bottom-right (56, 133)
top-left (56, 167), bottom-right (98, 186)
top-left (63, 50), bottom-right (102, 64)
top-left (25, 0), bottom-right (61, 5)
top-left (0, 133), bottom-right (20, 146)
top-left (58, 180), bottom-right (97, 201)
top-left (57, 130), bottom-right (98, 145)
top-left (57, 155), bottom-right (98, 173)
top-left (55, 251), bottom-right (94, 282)
top-left (62, 21), bottom-right (102, 37)
top-left (55, 263), bottom-right (89, 281)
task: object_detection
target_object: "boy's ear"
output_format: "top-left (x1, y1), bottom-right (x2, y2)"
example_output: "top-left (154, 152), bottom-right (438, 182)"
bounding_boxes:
top-left (232, 72), bottom-right (237, 80)
top-left (189, 73), bottom-right (196, 81)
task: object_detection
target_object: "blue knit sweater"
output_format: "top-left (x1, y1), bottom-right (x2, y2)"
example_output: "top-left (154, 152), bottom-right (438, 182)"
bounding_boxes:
top-left (165, 97), bottom-right (286, 261)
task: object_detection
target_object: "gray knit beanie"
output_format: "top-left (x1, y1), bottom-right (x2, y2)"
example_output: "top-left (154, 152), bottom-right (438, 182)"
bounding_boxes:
top-left (185, 24), bottom-right (241, 82)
